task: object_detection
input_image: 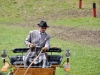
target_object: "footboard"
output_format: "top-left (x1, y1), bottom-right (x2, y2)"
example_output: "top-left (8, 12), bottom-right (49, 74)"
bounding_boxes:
top-left (13, 68), bottom-right (54, 75)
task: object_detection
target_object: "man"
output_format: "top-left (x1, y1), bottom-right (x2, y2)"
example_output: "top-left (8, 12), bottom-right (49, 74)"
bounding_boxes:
top-left (24, 21), bottom-right (50, 68)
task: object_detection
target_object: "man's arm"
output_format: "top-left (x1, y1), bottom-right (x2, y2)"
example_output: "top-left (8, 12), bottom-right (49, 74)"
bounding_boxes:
top-left (45, 36), bottom-right (50, 50)
top-left (24, 31), bottom-right (32, 47)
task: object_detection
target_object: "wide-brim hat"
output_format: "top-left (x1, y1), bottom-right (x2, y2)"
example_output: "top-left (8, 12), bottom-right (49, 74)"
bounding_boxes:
top-left (37, 21), bottom-right (49, 27)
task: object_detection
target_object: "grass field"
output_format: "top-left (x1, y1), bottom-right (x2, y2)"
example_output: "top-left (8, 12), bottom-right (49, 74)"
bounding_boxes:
top-left (0, 0), bottom-right (100, 75)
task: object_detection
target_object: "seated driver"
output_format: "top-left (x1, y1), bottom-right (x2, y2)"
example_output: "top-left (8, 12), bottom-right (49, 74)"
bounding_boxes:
top-left (24, 21), bottom-right (50, 68)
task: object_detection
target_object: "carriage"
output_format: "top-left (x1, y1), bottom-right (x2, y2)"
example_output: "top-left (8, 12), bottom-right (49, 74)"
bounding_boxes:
top-left (1, 47), bottom-right (70, 75)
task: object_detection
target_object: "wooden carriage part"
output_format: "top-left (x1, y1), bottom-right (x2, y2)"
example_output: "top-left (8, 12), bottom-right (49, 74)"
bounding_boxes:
top-left (9, 47), bottom-right (62, 75)
top-left (14, 68), bottom-right (54, 75)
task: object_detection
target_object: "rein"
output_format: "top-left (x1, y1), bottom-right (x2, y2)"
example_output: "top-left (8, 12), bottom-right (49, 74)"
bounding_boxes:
top-left (23, 48), bottom-right (43, 75)
top-left (13, 47), bottom-right (34, 75)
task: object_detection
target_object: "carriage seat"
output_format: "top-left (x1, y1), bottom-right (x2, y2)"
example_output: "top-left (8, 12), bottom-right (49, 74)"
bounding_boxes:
top-left (10, 47), bottom-right (62, 66)
top-left (47, 55), bottom-right (62, 65)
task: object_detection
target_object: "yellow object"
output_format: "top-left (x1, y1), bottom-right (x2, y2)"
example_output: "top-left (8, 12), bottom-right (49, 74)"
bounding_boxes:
top-left (64, 67), bottom-right (70, 72)
top-left (1, 62), bottom-right (9, 72)
top-left (64, 62), bottom-right (70, 72)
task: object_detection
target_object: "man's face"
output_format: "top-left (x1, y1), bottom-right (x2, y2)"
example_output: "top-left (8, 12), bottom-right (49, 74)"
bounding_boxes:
top-left (39, 26), bottom-right (47, 33)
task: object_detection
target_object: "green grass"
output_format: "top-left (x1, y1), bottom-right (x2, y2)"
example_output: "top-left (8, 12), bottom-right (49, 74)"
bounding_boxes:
top-left (51, 38), bottom-right (100, 75)
top-left (1, 0), bottom-right (100, 23)
top-left (0, 24), bottom-right (34, 50)
top-left (0, 0), bottom-right (100, 75)
top-left (0, 25), bottom-right (100, 75)
top-left (0, 24), bottom-right (34, 74)
top-left (0, 0), bottom-right (71, 23)
top-left (49, 17), bottom-right (100, 30)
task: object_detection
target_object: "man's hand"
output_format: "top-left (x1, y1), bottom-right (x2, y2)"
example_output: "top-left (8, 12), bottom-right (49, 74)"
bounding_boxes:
top-left (41, 47), bottom-right (47, 52)
top-left (29, 43), bottom-right (35, 48)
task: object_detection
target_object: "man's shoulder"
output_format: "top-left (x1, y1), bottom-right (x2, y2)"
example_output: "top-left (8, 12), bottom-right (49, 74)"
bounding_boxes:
top-left (45, 33), bottom-right (50, 38)
top-left (29, 30), bottom-right (38, 33)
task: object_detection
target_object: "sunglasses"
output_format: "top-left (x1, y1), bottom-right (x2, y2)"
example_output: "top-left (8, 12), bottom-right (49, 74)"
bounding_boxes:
top-left (41, 27), bottom-right (47, 29)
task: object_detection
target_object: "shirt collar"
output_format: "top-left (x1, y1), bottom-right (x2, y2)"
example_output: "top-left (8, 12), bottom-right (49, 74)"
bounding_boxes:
top-left (38, 30), bottom-right (45, 34)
